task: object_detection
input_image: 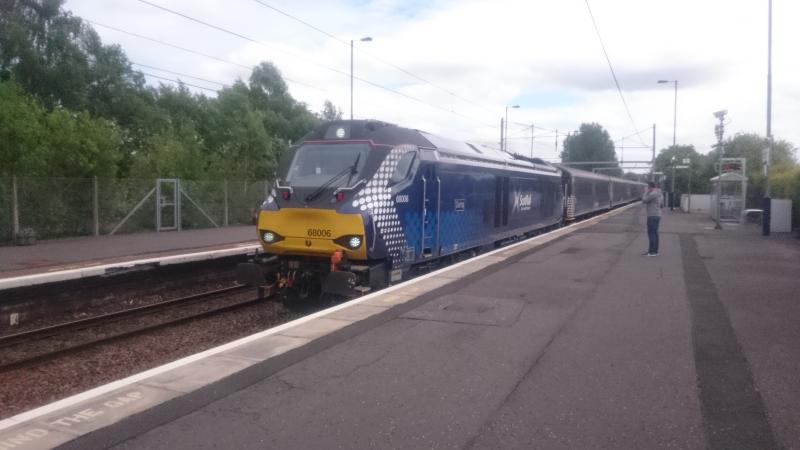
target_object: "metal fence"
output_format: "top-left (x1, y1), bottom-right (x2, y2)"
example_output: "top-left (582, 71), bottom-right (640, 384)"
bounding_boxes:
top-left (1, 177), bottom-right (269, 244)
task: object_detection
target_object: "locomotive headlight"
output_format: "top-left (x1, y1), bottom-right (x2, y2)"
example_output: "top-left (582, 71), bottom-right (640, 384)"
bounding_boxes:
top-left (334, 234), bottom-right (363, 250)
top-left (260, 230), bottom-right (284, 244)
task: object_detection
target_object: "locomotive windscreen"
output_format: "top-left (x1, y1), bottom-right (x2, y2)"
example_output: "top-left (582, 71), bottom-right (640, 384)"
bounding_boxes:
top-left (285, 143), bottom-right (369, 188)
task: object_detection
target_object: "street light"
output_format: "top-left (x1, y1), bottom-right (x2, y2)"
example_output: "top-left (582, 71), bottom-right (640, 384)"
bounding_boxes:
top-left (504, 105), bottom-right (519, 151)
top-left (350, 36), bottom-right (372, 120)
top-left (659, 79), bottom-right (678, 208)
top-left (657, 80), bottom-right (678, 148)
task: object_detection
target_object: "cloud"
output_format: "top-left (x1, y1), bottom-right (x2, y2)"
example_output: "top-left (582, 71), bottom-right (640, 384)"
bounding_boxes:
top-left (64, 0), bottom-right (800, 158)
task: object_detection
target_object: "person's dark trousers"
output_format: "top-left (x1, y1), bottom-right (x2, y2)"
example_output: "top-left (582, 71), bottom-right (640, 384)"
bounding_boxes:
top-left (647, 216), bottom-right (660, 254)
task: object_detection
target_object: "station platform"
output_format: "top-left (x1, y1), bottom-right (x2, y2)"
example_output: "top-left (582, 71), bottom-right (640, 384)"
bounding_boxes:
top-left (0, 226), bottom-right (259, 289)
top-left (1, 205), bottom-right (798, 449)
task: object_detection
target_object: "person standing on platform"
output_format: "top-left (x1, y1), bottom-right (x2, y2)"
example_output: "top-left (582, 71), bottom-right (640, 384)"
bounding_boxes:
top-left (642, 181), bottom-right (662, 256)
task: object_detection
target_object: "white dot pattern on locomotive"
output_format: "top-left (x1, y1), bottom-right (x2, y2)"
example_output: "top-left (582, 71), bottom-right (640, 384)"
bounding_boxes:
top-left (350, 144), bottom-right (413, 265)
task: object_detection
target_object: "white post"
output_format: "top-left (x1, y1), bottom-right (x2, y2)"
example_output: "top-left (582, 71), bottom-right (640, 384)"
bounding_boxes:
top-left (224, 180), bottom-right (229, 227)
top-left (12, 176), bottom-right (19, 238)
top-left (93, 176), bottom-right (100, 236)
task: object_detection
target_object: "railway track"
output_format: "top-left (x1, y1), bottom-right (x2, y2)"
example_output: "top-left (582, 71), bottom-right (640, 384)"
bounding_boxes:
top-left (0, 285), bottom-right (259, 373)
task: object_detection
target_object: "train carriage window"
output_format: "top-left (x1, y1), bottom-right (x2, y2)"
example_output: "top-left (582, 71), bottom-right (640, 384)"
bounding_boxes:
top-left (390, 151), bottom-right (417, 184)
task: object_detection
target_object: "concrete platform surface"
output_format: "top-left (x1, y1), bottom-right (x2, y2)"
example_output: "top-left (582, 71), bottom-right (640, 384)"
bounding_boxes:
top-left (0, 226), bottom-right (258, 280)
top-left (2, 205), bottom-right (798, 449)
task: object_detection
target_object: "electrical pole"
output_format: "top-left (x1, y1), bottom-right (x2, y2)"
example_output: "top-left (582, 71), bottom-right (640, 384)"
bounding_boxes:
top-left (530, 124), bottom-right (535, 158)
top-left (688, 160), bottom-right (692, 213)
top-left (350, 37), bottom-right (372, 121)
top-left (500, 117), bottom-right (504, 151)
top-left (714, 110), bottom-right (727, 230)
top-left (350, 40), bottom-right (354, 120)
top-left (651, 124), bottom-right (656, 181)
top-left (670, 156), bottom-right (676, 211)
top-left (763, 0), bottom-right (773, 236)
top-left (555, 130), bottom-right (559, 160)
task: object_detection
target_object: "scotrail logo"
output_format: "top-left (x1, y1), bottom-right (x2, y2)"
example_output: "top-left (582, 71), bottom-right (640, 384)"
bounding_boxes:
top-left (513, 191), bottom-right (533, 212)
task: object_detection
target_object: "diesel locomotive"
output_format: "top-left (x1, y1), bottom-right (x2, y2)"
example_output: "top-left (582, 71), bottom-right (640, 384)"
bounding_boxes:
top-left (237, 120), bottom-right (644, 299)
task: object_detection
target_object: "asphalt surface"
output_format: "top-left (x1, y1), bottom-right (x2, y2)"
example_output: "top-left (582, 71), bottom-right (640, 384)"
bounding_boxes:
top-left (63, 207), bottom-right (799, 449)
top-left (0, 226), bottom-right (257, 277)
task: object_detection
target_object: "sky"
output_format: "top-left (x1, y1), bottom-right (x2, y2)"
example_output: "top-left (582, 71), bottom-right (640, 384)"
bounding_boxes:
top-left (64, 0), bottom-right (799, 170)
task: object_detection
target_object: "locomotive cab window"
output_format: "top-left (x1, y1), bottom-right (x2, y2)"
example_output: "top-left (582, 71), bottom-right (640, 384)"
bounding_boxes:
top-left (286, 143), bottom-right (369, 188)
top-left (390, 151), bottom-right (417, 184)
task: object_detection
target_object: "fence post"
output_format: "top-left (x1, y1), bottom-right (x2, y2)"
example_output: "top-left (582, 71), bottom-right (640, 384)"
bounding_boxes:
top-left (224, 180), bottom-right (229, 227)
top-left (12, 175), bottom-right (19, 239)
top-left (93, 176), bottom-right (100, 236)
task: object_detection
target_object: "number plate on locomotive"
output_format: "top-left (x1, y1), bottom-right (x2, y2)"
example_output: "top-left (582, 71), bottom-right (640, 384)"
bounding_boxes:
top-left (306, 228), bottom-right (332, 238)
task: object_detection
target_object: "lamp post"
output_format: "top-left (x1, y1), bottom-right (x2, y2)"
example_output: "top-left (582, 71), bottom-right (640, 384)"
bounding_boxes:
top-left (657, 80), bottom-right (678, 147)
top-left (503, 105), bottom-right (519, 151)
top-left (350, 36), bottom-right (372, 120)
top-left (658, 79), bottom-right (678, 208)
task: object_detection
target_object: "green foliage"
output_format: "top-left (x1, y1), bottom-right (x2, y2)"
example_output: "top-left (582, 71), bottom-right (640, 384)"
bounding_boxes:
top-left (769, 165), bottom-right (800, 228)
top-left (0, 2), bottom-right (320, 182)
top-left (653, 145), bottom-right (710, 197)
top-left (560, 123), bottom-right (620, 175)
top-left (0, 80), bottom-right (123, 177)
top-left (654, 134), bottom-right (798, 210)
top-left (717, 133), bottom-right (796, 206)
top-left (321, 100), bottom-right (343, 121)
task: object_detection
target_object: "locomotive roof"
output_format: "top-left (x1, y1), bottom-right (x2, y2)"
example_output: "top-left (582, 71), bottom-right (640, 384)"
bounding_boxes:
top-left (556, 164), bottom-right (646, 185)
top-left (301, 120), bottom-right (558, 173)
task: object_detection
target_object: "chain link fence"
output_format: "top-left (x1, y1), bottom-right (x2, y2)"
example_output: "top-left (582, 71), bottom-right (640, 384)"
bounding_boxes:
top-left (1, 177), bottom-right (269, 244)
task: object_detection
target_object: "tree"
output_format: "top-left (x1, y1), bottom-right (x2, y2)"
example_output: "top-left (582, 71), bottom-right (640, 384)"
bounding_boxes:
top-left (560, 123), bottom-right (620, 175)
top-left (0, 80), bottom-right (122, 177)
top-left (653, 145), bottom-right (709, 198)
top-left (770, 165), bottom-right (800, 227)
top-left (321, 100), bottom-right (342, 121)
top-left (0, 1), bottom-right (320, 182)
top-left (707, 133), bottom-right (797, 206)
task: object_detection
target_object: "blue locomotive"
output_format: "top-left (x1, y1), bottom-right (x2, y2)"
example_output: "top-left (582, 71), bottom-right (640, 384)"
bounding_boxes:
top-left (238, 120), bottom-right (643, 298)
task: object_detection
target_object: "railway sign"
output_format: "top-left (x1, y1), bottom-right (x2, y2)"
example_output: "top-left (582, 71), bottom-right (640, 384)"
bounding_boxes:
top-left (721, 158), bottom-right (745, 175)
top-left (675, 165), bottom-right (689, 169)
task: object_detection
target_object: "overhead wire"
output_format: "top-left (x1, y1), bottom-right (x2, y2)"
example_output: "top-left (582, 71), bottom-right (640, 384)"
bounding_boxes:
top-left (134, 0), bottom-right (496, 128)
top-left (139, 71), bottom-right (220, 92)
top-left (248, 0), bottom-right (498, 116)
top-left (132, 62), bottom-right (228, 86)
top-left (510, 122), bottom-right (558, 134)
top-left (88, 20), bottom-right (326, 91)
top-left (614, 125), bottom-right (654, 143)
top-left (582, 0), bottom-right (648, 148)
top-left (89, 20), bottom-right (252, 70)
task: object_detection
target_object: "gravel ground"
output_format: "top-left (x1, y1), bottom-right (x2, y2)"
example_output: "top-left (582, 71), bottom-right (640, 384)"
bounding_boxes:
top-left (0, 297), bottom-right (314, 420)
top-left (1, 265), bottom-right (240, 336)
top-left (0, 288), bottom-right (254, 368)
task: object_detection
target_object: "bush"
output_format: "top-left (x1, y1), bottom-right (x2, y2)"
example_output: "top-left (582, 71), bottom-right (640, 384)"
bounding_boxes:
top-left (770, 166), bottom-right (800, 230)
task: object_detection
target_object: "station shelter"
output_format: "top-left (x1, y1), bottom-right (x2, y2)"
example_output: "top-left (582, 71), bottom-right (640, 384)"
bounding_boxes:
top-left (710, 172), bottom-right (748, 223)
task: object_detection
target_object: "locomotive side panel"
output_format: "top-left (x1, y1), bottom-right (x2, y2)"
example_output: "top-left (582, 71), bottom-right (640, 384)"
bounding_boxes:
top-left (435, 162), bottom-right (496, 257)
